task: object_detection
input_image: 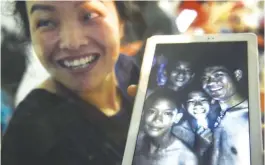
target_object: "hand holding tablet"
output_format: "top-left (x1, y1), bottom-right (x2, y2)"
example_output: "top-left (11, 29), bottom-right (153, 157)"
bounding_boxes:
top-left (123, 34), bottom-right (263, 165)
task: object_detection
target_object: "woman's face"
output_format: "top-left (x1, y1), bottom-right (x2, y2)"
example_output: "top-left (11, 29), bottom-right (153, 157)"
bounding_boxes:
top-left (26, 1), bottom-right (122, 92)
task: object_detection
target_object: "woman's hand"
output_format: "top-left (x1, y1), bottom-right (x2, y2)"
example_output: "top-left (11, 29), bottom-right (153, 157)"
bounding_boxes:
top-left (127, 85), bottom-right (138, 97)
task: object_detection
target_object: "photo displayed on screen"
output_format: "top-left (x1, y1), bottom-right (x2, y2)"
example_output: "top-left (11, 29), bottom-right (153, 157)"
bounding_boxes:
top-left (132, 42), bottom-right (250, 165)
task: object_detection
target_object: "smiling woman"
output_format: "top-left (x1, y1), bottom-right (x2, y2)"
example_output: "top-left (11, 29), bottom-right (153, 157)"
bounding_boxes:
top-left (2, 1), bottom-right (143, 165)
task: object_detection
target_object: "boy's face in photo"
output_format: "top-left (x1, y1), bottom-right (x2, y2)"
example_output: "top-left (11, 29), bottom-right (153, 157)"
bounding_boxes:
top-left (170, 61), bottom-right (194, 88)
top-left (202, 66), bottom-right (237, 101)
top-left (186, 91), bottom-right (210, 119)
top-left (144, 98), bottom-right (180, 138)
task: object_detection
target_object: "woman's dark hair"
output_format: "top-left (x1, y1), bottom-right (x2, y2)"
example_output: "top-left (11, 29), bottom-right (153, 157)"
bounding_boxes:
top-left (13, 1), bottom-right (147, 41)
top-left (1, 27), bottom-right (27, 107)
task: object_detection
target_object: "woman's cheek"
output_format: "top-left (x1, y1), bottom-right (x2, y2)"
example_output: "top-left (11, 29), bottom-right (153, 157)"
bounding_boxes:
top-left (32, 31), bottom-right (58, 66)
top-left (31, 35), bottom-right (46, 61)
top-left (93, 18), bottom-right (120, 58)
top-left (105, 15), bottom-right (120, 37)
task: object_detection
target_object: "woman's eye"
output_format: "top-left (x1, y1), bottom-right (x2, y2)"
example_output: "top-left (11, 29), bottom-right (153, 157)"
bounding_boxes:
top-left (83, 12), bottom-right (99, 23)
top-left (164, 111), bottom-right (173, 117)
top-left (36, 20), bottom-right (56, 29)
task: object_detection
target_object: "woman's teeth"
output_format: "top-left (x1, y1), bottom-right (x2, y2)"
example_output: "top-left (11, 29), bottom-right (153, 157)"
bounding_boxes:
top-left (64, 56), bottom-right (94, 67)
top-left (59, 55), bottom-right (99, 69)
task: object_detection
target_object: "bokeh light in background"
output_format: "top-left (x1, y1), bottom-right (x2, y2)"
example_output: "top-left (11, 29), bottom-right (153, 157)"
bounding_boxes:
top-left (175, 9), bottom-right (198, 33)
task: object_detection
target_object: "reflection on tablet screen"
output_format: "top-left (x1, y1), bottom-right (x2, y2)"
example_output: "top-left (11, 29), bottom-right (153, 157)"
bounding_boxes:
top-left (133, 42), bottom-right (250, 165)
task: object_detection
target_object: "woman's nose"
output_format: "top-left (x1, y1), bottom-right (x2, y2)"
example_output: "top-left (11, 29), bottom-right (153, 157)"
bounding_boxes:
top-left (59, 21), bottom-right (88, 50)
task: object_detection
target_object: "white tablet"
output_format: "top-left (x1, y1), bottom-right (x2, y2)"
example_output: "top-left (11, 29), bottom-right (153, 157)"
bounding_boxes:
top-left (122, 34), bottom-right (263, 165)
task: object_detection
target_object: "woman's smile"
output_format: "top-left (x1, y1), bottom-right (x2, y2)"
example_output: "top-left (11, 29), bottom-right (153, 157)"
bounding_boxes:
top-left (57, 53), bottom-right (101, 72)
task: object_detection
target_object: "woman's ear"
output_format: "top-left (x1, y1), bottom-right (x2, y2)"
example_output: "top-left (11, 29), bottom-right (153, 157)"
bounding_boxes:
top-left (234, 69), bottom-right (243, 81)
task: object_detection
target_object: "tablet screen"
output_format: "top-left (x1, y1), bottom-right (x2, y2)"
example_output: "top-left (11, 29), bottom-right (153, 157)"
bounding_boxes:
top-left (132, 42), bottom-right (250, 165)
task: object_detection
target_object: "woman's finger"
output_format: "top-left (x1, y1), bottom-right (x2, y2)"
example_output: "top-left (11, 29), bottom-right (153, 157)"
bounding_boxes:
top-left (127, 85), bottom-right (138, 97)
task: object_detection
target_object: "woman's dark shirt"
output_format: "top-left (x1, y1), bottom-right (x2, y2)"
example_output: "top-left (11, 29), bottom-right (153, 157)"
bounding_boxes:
top-left (2, 54), bottom-right (139, 165)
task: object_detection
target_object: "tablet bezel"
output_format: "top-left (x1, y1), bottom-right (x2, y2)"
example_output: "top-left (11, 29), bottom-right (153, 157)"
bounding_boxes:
top-left (122, 33), bottom-right (263, 165)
